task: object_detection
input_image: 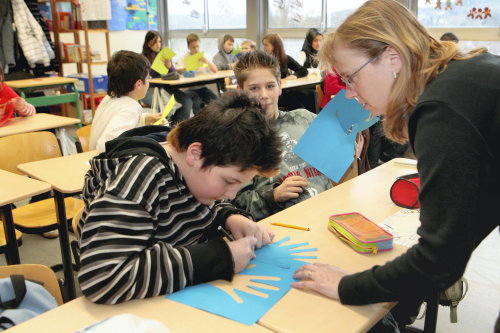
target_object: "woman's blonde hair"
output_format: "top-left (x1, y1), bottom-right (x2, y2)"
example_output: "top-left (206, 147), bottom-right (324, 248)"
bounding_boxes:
top-left (319, 0), bottom-right (486, 143)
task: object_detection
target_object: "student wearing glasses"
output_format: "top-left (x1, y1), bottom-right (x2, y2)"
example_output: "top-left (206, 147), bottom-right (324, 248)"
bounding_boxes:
top-left (89, 50), bottom-right (161, 152)
top-left (292, 0), bottom-right (500, 330)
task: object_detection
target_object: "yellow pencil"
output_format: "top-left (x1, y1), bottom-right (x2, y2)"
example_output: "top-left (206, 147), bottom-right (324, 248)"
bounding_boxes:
top-left (270, 222), bottom-right (310, 231)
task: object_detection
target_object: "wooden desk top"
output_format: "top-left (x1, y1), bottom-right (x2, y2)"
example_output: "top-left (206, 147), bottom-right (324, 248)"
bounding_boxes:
top-left (0, 170), bottom-right (51, 206)
top-left (226, 73), bottom-right (322, 91)
top-left (280, 72), bottom-right (322, 89)
top-left (5, 77), bottom-right (79, 89)
top-left (257, 158), bottom-right (418, 332)
top-left (6, 295), bottom-right (272, 333)
top-left (17, 151), bottom-right (98, 193)
top-left (150, 70), bottom-right (233, 86)
top-left (0, 113), bottom-right (80, 138)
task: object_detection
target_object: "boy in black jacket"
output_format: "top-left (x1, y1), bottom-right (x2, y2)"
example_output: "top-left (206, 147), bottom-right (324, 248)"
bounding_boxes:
top-left (77, 92), bottom-right (282, 304)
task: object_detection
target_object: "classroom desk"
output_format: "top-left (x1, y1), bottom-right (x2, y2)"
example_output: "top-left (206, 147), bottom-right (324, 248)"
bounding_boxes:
top-left (6, 295), bottom-right (273, 333)
top-left (0, 113), bottom-right (80, 138)
top-left (150, 70), bottom-right (234, 93)
top-left (5, 77), bottom-right (82, 121)
top-left (0, 170), bottom-right (51, 265)
top-left (257, 158), bottom-right (418, 333)
top-left (17, 150), bottom-right (98, 301)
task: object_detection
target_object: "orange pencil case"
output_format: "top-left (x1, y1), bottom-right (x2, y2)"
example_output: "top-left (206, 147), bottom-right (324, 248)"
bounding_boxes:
top-left (328, 212), bottom-right (393, 254)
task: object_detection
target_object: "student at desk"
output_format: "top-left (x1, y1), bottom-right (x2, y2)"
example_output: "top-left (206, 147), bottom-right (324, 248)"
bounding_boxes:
top-left (141, 30), bottom-right (198, 123)
top-left (89, 51), bottom-right (161, 152)
top-left (175, 33), bottom-right (218, 113)
top-left (262, 33), bottom-right (314, 112)
top-left (297, 28), bottom-right (323, 74)
top-left (232, 51), bottom-right (332, 221)
top-left (0, 65), bottom-right (35, 126)
top-left (77, 92), bottom-right (282, 304)
top-left (292, 0), bottom-right (500, 329)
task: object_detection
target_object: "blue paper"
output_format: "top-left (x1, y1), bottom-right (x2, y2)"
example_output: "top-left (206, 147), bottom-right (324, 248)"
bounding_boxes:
top-left (167, 237), bottom-right (317, 325)
top-left (293, 90), bottom-right (379, 182)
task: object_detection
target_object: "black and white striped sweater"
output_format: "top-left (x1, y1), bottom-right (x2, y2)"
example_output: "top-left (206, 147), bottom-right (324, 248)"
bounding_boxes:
top-left (77, 134), bottom-right (237, 304)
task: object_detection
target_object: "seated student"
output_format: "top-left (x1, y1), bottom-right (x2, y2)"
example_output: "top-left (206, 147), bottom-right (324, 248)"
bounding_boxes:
top-left (262, 33), bottom-right (308, 80)
top-left (297, 28), bottom-right (323, 74)
top-left (77, 92), bottom-right (283, 304)
top-left (0, 64), bottom-right (35, 124)
top-left (232, 51), bottom-right (332, 221)
top-left (262, 33), bottom-right (315, 112)
top-left (141, 30), bottom-right (199, 123)
top-left (175, 33), bottom-right (218, 112)
top-left (89, 50), bottom-right (161, 152)
top-left (212, 34), bottom-right (237, 70)
top-left (319, 69), bottom-right (346, 109)
top-left (440, 32), bottom-right (459, 43)
top-left (237, 39), bottom-right (257, 58)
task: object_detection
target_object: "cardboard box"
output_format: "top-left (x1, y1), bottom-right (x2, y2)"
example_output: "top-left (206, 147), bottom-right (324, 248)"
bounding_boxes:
top-left (67, 74), bottom-right (108, 94)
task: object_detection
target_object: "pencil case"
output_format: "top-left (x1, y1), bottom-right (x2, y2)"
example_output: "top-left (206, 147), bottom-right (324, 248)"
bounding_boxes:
top-left (328, 212), bottom-right (393, 254)
top-left (390, 173), bottom-right (420, 209)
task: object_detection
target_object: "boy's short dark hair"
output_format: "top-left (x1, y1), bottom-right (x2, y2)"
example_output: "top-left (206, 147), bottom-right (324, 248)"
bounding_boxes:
top-left (234, 50), bottom-right (281, 88)
top-left (440, 32), bottom-right (459, 43)
top-left (107, 50), bottom-right (150, 98)
top-left (187, 33), bottom-right (200, 46)
top-left (223, 34), bottom-right (234, 44)
top-left (167, 91), bottom-right (282, 176)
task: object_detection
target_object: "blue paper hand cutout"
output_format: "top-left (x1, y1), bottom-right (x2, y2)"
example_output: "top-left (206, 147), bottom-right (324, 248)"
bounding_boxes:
top-left (167, 236), bottom-right (318, 325)
top-left (251, 236), bottom-right (317, 269)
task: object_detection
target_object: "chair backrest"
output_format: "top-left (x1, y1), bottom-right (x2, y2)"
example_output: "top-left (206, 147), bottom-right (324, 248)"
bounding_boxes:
top-left (0, 131), bottom-right (61, 175)
top-left (0, 264), bottom-right (63, 305)
top-left (315, 84), bottom-right (324, 109)
top-left (75, 124), bottom-right (92, 153)
top-left (72, 206), bottom-right (84, 239)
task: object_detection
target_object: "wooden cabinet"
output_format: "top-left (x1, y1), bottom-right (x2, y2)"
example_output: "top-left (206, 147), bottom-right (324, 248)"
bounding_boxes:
top-left (48, 0), bottom-right (110, 114)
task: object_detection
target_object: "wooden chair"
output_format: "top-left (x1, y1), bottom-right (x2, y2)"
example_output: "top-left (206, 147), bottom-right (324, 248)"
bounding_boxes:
top-left (75, 124), bottom-right (92, 153)
top-left (0, 131), bottom-right (84, 235)
top-left (0, 264), bottom-right (63, 305)
top-left (315, 84), bottom-right (324, 111)
top-left (70, 206), bottom-right (84, 270)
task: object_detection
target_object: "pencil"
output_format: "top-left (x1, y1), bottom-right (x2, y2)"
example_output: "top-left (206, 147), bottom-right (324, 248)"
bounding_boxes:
top-left (270, 222), bottom-right (310, 231)
top-left (217, 225), bottom-right (235, 241)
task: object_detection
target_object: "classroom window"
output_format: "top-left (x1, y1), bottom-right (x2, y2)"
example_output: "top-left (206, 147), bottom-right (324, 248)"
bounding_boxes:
top-left (326, 0), bottom-right (365, 28)
top-left (167, 0), bottom-right (205, 30)
top-left (268, 0), bottom-right (322, 29)
top-left (207, 0), bottom-right (246, 29)
top-left (167, 0), bottom-right (247, 30)
top-left (417, 0), bottom-right (499, 27)
top-left (282, 38), bottom-right (304, 59)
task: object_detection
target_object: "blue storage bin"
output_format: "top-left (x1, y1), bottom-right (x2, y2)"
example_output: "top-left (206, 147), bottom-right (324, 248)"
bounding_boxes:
top-left (67, 74), bottom-right (108, 93)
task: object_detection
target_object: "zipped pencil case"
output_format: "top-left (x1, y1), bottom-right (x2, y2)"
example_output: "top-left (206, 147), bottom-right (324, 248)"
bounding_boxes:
top-left (328, 212), bottom-right (393, 254)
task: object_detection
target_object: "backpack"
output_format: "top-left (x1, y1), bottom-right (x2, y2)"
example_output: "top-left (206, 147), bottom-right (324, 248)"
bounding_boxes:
top-left (0, 275), bottom-right (58, 330)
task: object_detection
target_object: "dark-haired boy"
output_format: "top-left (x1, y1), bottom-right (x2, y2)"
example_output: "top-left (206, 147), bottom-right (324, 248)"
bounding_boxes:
top-left (77, 91), bottom-right (283, 304)
top-left (89, 50), bottom-right (161, 152)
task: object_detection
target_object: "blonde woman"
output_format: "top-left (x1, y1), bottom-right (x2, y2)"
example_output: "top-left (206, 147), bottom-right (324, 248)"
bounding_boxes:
top-left (292, 0), bottom-right (500, 329)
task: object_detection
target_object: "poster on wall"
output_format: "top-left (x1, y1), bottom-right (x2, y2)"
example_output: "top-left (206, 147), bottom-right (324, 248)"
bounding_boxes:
top-left (109, 0), bottom-right (158, 31)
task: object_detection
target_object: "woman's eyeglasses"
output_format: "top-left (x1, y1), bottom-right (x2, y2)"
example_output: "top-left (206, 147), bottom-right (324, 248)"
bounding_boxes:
top-left (339, 57), bottom-right (375, 88)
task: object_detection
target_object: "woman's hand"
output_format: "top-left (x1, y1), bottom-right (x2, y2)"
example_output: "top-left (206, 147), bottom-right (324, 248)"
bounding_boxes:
top-left (273, 176), bottom-right (308, 202)
top-left (226, 236), bottom-right (257, 273)
top-left (226, 214), bottom-right (275, 248)
top-left (291, 263), bottom-right (348, 300)
top-left (284, 75), bottom-right (297, 80)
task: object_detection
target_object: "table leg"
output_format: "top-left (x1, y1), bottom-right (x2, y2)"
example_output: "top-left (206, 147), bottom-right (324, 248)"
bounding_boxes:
top-left (423, 293), bottom-right (439, 333)
top-left (0, 205), bottom-right (21, 265)
top-left (53, 191), bottom-right (76, 301)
